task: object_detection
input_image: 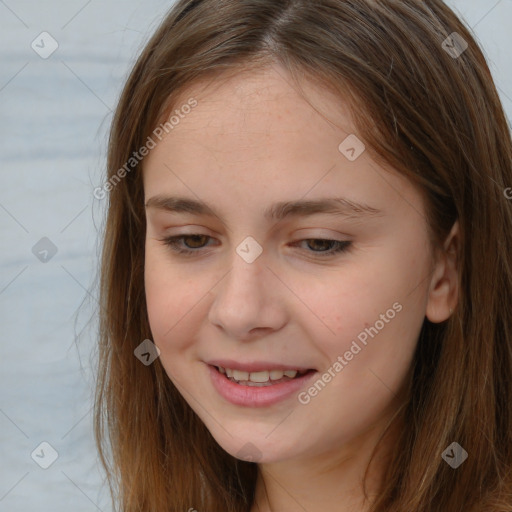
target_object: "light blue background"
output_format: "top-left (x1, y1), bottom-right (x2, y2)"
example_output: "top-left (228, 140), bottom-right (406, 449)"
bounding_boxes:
top-left (0, 1), bottom-right (510, 510)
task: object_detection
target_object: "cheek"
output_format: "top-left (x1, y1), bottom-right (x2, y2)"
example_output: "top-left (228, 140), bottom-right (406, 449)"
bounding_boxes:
top-left (144, 249), bottom-right (200, 350)
top-left (298, 265), bottom-right (391, 341)
top-left (299, 253), bottom-right (424, 370)
top-left (302, 293), bottom-right (417, 433)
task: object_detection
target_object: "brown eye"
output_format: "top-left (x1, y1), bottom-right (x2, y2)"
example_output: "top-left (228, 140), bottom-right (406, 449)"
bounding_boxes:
top-left (160, 234), bottom-right (214, 255)
top-left (159, 235), bottom-right (351, 259)
top-left (305, 239), bottom-right (337, 252)
top-left (181, 235), bottom-right (209, 249)
top-left (296, 239), bottom-right (352, 256)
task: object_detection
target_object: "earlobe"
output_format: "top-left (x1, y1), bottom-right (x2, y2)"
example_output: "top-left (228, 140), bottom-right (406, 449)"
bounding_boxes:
top-left (425, 221), bottom-right (460, 323)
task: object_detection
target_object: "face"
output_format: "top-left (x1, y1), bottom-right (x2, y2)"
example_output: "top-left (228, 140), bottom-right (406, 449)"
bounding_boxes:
top-left (143, 64), bottom-right (436, 465)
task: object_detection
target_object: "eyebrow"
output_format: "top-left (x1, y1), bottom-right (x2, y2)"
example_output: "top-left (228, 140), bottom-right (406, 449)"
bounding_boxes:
top-left (145, 195), bottom-right (384, 223)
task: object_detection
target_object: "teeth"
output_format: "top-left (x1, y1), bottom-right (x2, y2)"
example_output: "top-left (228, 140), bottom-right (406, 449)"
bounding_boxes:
top-left (217, 366), bottom-right (305, 383)
top-left (269, 369), bottom-right (285, 380)
top-left (232, 369), bottom-right (249, 381)
top-left (249, 370), bottom-right (269, 383)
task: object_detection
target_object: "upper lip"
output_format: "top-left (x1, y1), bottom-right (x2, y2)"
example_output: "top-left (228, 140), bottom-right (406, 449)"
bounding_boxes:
top-left (206, 359), bottom-right (315, 373)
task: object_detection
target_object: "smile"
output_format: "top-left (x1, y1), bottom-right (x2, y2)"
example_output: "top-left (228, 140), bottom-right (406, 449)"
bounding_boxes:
top-left (217, 366), bottom-right (309, 386)
top-left (207, 364), bottom-right (318, 407)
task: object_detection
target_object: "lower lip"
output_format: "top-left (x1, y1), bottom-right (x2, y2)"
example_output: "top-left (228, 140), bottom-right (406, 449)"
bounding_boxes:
top-left (207, 364), bottom-right (317, 407)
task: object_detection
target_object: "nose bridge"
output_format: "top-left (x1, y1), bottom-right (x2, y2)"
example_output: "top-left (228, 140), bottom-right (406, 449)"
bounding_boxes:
top-left (222, 234), bottom-right (268, 298)
top-left (216, 244), bottom-right (268, 313)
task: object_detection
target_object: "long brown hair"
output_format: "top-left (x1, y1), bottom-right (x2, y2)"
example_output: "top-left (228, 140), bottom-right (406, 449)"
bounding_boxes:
top-left (93, 1), bottom-right (512, 510)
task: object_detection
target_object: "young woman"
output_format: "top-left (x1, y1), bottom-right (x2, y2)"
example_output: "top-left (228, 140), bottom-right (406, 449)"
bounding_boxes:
top-left (93, 1), bottom-right (512, 511)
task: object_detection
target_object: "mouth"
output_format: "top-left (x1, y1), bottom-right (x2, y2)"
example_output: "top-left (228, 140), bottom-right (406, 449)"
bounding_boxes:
top-left (206, 362), bottom-right (318, 407)
top-left (214, 365), bottom-right (315, 386)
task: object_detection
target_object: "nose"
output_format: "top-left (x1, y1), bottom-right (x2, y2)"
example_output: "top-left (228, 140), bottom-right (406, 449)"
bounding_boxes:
top-left (207, 247), bottom-right (288, 341)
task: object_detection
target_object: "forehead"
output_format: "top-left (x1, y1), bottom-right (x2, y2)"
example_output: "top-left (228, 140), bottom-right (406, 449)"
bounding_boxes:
top-left (166, 63), bottom-right (354, 132)
top-left (144, 65), bottom-right (359, 177)
top-left (142, 65), bottom-right (425, 230)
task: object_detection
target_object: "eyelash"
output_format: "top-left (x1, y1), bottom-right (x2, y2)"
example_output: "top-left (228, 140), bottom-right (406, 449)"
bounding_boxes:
top-left (159, 234), bottom-right (352, 258)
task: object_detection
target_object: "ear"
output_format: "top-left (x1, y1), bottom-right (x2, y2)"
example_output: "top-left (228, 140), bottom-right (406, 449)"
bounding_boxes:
top-left (425, 221), bottom-right (460, 323)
